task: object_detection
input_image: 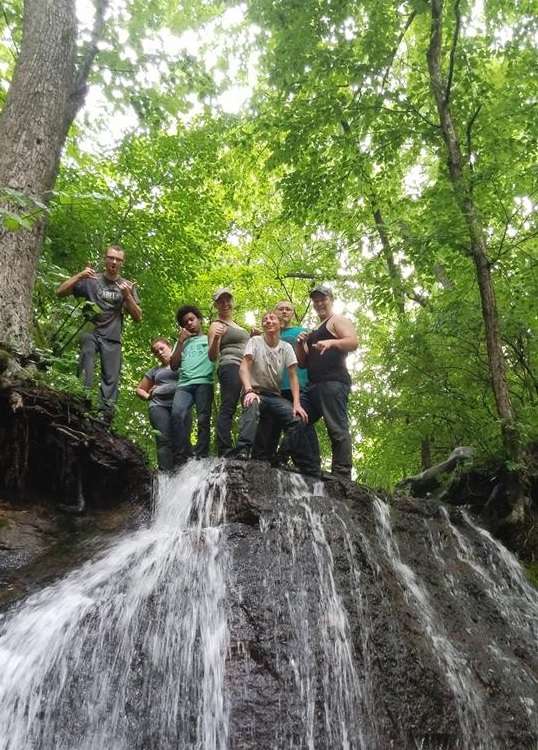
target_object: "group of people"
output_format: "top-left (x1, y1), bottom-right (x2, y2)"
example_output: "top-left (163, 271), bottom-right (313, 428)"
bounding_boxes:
top-left (57, 246), bottom-right (358, 480)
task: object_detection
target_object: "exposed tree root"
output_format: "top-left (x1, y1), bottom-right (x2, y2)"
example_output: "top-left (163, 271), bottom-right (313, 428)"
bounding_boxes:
top-left (0, 380), bottom-right (152, 511)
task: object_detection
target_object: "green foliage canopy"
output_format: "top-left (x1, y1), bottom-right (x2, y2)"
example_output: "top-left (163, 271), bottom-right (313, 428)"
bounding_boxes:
top-left (9, 0), bottom-right (534, 478)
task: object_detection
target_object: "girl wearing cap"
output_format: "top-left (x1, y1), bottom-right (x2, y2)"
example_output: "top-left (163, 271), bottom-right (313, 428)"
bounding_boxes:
top-left (208, 288), bottom-right (250, 456)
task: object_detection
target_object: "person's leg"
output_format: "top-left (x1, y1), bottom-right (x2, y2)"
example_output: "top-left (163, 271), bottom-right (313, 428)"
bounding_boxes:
top-left (267, 388), bottom-right (307, 466)
top-left (216, 363), bottom-right (241, 456)
top-left (98, 338), bottom-right (122, 422)
top-left (294, 384), bottom-right (322, 472)
top-left (149, 404), bottom-right (174, 471)
top-left (78, 332), bottom-right (98, 392)
top-left (193, 384), bottom-right (214, 457)
top-left (318, 381), bottom-right (352, 478)
top-left (171, 386), bottom-right (195, 463)
top-left (234, 397), bottom-right (262, 456)
top-left (252, 410), bottom-right (281, 460)
top-left (269, 395), bottom-right (320, 477)
top-left (306, 421), bottom-right (321, 465)
top-left (184, 408), bottom-right (193, 451)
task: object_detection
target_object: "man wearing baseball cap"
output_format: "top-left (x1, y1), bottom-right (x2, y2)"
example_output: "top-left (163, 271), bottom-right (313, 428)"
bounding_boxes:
top-left (296, 285), bottom-right (358, 479)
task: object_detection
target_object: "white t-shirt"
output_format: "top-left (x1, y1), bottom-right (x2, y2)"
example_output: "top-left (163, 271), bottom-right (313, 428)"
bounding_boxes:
top-left (244, 336), bottom-right (297, 395)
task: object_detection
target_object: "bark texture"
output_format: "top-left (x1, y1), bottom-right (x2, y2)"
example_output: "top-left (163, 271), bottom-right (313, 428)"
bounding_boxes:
top-left (0, 0), bottom-right (77, 360)
top-left (0, 0), bottom-right (107, 366)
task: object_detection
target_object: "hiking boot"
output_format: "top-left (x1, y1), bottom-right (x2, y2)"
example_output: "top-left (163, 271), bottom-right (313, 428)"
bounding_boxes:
top-left (270, 452), bottom-right (291, 468)
top-left (95, 409), bottom-right (114, 429)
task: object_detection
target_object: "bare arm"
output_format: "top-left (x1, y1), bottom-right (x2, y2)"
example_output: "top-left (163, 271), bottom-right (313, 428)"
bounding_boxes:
top-left (239, 354), bottom-right (254, 391)
top-left (239, 354), bottom-right (260, 407)
top-left (118, 281), bottom-right (142, 323)
top-left (287, 365), bottom-right (308, 422)
top-left (296, 332), bottom-right (310, 367)
top-left (208, 321), bottom-right (226, 361)
top-left (56, 266), bottom-right (95, 297)
top-left (135, 375), bottom-right (154, 402)
top-left (315, 316), bottom-right (358, 354)
top-left (170, 329), bottom-right (191, 371)
top-left (169, 341), bottom-right (182, 371)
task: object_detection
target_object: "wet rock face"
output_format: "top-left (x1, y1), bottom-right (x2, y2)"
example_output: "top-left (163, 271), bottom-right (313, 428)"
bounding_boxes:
top-left (0, 501), bottom-right (149, 607)
top-left (0, 382), bottom-right (152, 511)
top-left (0, 382), bottom-right (152, 607)
top-left (0, 459), bottom-right (536, 750)
top-left (221, 462), bottom-right (538, 750)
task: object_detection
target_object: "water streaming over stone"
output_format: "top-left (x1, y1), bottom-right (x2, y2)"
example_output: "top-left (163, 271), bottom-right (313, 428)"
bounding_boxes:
top-left (0, 461), bottom-right (230, 750)
top-left (258, 477), bottom-right (371, 749)
top-left (373, 497), bottom-right (496, 750)
top-left (0, 460), bottom-right (537, 750)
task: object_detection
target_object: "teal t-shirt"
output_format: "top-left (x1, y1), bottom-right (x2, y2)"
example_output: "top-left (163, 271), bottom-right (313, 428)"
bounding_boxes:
top-left (178, 335), bottom-right (215, 386)
top-left (280, 325), bottom-right (308, 391)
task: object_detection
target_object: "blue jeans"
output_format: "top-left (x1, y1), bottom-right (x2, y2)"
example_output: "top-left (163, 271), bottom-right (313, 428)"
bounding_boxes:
top-left (216, 363), bottom-right (242, 456)
top-left (172, 383), bottom-right (214, 461)
top-left (301, 380), bottom-right (352, 478)
top-left (148, 404), bottom-right (174, 471)
top-left (237, 393), bottom-right (319, 475)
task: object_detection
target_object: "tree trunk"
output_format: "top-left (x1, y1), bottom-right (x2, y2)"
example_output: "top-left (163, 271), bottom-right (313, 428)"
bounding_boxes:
top-left (0, 0), bottom-right (107, 371)
top-left (426, 0), bottom-right (520, 466)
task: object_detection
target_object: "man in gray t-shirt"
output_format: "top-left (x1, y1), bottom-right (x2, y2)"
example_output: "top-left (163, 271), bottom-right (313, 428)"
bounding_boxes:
top-left (56, 245), bottom-right (142, 424)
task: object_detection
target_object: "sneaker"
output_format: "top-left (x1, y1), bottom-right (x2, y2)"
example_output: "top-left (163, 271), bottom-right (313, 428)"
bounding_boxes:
top-left (234, 451), bottom-right (249, 461)
top-left (270, 453), bottom-right (290, 468)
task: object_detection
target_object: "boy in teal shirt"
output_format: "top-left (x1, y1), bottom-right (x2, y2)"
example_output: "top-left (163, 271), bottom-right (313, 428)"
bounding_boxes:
top-left (170, 305), bottom-right (215, 464)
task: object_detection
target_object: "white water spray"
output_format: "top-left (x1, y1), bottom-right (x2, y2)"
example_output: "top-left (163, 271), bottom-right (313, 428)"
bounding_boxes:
top-left (0, 461), bottom-right (230, 750)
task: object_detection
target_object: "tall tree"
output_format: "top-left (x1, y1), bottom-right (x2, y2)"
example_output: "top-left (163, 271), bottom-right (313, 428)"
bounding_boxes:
top-left (242, 0), bottom-right (536, 481)
top-left (426, 0), bottom-right (520, 467)
top-left (0, 0), bottom-right (107, 372)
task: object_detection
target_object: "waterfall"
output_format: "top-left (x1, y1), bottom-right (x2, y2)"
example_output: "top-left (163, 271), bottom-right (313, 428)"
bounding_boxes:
top-left (258, 482), bottom-right (369, 749)
top-left (374, 497), bottom-right (496, 749)
top-left (0, 460), bottom-right (536, 750)
top-left (0, 461), bottom-right (230, 750)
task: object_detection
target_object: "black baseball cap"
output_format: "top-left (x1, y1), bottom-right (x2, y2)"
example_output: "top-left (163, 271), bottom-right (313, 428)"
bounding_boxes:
top-left (309, 285), bottom-right (333, 298)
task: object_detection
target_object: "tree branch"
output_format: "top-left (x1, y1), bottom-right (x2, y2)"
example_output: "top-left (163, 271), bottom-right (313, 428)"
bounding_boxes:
top-left (465, 104), bottom-right (482, 194)
top-left (70, 0), bottom-right (110, 117)
top-left (372, 205), bottom-right (406, 315)
top-left (445, 0), bottom-right (461, 104)
top-left (381, 10), bottom-right (417, 90)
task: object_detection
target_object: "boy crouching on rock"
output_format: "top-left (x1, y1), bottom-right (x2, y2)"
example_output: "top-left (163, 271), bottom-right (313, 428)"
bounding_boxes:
top-left (232, 310), bottom-right (320, 478)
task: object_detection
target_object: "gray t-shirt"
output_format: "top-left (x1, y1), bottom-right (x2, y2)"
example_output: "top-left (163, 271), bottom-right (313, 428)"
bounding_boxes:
top-left (244, 336), bottom-right (297, 395)
top-left (74, 273), bottom-right (139, 342)
top-left (145, 365), bottom-right (179, 408)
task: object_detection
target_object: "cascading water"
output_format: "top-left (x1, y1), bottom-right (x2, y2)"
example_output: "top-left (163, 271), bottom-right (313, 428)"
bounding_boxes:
top-left (0, 459), bottom-right (537, 750)
top-left (374, 498), bottom-right (497, 749)
top-left (258, 481), bottom-right (369, 749)
top-left (0, 461), bottom-right (230, 750)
